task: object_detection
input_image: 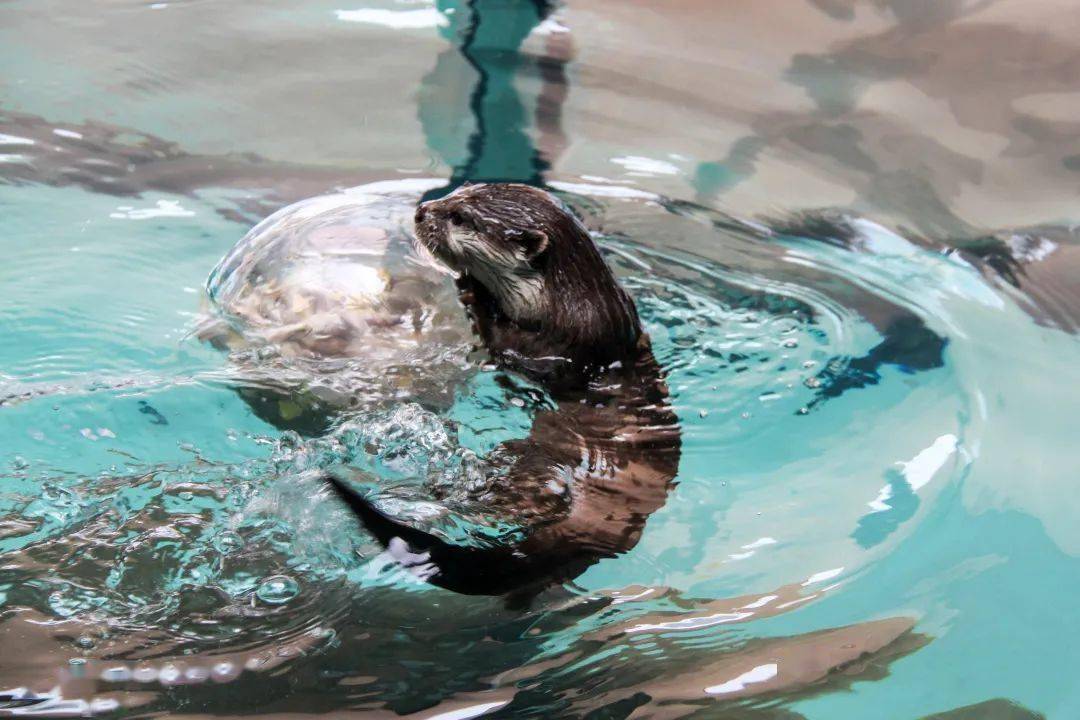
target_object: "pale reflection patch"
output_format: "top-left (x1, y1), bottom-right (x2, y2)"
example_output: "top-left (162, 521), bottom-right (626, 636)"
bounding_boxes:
top-left (704, 663), bottom-right (779, 695)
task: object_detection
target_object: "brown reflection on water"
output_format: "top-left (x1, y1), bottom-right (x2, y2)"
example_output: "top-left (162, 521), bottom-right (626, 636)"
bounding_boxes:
top-left (0, 108), bottom-right (383, 224)
top-left (562, 0), bottom-right (1080, 231)
top-left (919, 698), bottom-right (1045, 719)
top-left (555, 0), bottom-right (1080, 332)
top-left (0, 561), bottom-right (921, 718)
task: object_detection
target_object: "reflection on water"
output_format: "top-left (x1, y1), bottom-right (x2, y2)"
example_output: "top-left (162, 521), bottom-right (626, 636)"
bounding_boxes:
top-left (0, 0), bottom-right (1079, 718)
top-left (419, 0), bottom-right (565, 199)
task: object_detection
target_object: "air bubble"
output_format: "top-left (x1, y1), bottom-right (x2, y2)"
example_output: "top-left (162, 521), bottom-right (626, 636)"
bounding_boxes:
top-left (101, 666), bottom-right (132, 682)
top-left (184, 666), bottom-right (210, 683)
top-left (133, 666), bottom-right (158, 683)
top-left (159, 664), bottom-right (182, 685)
top-left (211, 661), bottom-right (240, 683)
top-left (256, 575), bottom-right (300, 605)
top-left (213, 531), bottom-right (244, 555)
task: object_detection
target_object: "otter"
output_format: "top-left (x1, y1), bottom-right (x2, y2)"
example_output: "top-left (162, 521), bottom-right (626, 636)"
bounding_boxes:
top-left (326, 183), bottom-right (681, 596)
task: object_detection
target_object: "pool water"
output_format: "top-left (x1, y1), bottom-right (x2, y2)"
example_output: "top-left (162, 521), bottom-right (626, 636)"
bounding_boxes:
top-left (2, 1), bottom-right (1079, 718)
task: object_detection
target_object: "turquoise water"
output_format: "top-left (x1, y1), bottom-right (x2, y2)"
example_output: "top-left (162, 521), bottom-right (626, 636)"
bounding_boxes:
top-left (3, 1), bottom-right (1080, 718)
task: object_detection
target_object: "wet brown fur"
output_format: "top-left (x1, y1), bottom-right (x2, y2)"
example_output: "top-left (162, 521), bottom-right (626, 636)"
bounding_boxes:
top-left (329, 183), bottom-right (681, 596)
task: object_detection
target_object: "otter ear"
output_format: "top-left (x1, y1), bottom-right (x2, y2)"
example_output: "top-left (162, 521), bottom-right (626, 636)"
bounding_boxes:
top-left (520, 229), bottom-right (549, 259)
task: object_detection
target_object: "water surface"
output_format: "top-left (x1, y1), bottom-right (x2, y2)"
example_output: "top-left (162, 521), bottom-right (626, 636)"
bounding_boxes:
top-left (1, 1), bottom-right (1079, 718)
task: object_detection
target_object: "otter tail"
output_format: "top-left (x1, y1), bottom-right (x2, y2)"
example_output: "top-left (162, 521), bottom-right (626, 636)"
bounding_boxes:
top-left (324, 472), bottom-right (577, 597)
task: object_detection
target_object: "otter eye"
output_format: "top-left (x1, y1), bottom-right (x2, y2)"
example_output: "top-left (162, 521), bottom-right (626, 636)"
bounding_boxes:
top-left (447, 211), bottom-right (468, 227)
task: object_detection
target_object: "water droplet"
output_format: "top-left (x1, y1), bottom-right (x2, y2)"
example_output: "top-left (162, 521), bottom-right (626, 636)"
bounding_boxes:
top-left (782, 339), bottom-right (798, 348)
top-left (698, 409), bottom-right (708, 418)
top-left (804, 377), bottom-right (822, 389)
top-left (76, 635), bottom-right (95, 649)
top-left (802, 360), bottom-right (817, 369)
top-left (256, 575), bottom-right (300, 605)
top-left (178, 491), bottom-right (194, 501)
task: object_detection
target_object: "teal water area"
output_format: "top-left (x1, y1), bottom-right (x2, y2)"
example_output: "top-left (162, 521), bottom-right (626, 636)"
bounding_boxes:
top-left (2, 0), bottom-right (1080, 718)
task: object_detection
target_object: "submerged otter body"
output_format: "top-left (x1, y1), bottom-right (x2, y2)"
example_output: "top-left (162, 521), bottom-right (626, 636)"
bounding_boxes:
top-left (328, 184), bottom-right (681, 596)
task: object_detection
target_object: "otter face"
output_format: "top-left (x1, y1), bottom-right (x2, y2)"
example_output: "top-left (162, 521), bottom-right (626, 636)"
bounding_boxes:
top-left (414, 183), bottom-right (642, 372)
top-left (414, 184), bottom-right (563, 323)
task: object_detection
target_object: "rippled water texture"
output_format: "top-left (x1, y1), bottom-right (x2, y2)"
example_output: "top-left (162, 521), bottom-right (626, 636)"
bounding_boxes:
top-left (2, 1), bottom-right (1080, 719)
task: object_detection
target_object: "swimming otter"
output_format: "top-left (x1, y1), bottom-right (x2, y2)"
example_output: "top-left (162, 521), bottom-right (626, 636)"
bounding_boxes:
top-left (327, 183), bottom-right (681, 596)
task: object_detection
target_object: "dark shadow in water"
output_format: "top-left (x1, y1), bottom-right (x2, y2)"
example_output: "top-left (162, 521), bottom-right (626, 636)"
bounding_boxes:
top-left (419, 0), bottom-right (562, 202)
top-left (852, 467), bottom-right (921, 548)
top-left (806, 314), bottom-right (947, 413)
top-left (670, 203), bottom-right (952, 412)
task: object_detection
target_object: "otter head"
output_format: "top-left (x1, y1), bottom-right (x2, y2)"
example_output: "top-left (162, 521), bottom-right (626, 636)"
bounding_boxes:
top-left (414, 183), bottom-right (642, 376)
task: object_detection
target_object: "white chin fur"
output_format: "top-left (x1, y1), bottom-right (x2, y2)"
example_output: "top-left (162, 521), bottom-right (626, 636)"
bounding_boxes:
top-left (448, 227), bottom-right (546, 321)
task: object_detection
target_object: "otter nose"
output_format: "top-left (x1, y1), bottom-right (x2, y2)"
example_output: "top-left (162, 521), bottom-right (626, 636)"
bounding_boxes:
top-left (415, 202), bottom-right (432, 225)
